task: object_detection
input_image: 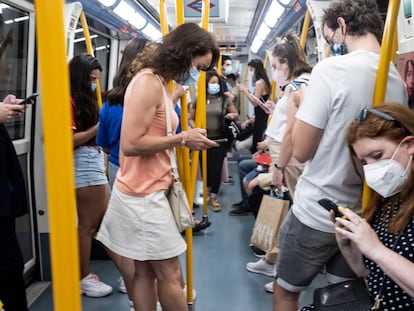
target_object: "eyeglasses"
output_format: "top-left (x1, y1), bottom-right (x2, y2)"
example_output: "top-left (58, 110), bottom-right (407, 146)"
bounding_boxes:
top-left (356, 106), bottom-right (409, 135)
top-left (324, 28), bottom-right (337, 45)
top-left (356, 106), bottom-right (395, 123)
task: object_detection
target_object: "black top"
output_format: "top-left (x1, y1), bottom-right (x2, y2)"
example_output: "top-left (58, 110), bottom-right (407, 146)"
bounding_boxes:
top-left (251, 94), bottom-right (269, 154)
top-left (0, 124), bottom-right (28, 218)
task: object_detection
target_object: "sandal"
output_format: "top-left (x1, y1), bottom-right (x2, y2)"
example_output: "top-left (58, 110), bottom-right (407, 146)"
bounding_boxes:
top-left (208, 197), bottom-right (221, 212)
top-left (193, 219), bottom-right (211, 233)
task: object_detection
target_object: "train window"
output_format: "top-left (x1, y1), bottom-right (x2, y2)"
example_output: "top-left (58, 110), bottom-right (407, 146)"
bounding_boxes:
top-left (73, 16), bottom-right (111, 91)
top-left (0, 3), bottom-right (30, 140)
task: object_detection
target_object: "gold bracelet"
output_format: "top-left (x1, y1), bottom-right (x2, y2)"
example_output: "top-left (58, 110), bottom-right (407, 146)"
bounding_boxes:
top-left (181, 131), bottom-right (187, 146)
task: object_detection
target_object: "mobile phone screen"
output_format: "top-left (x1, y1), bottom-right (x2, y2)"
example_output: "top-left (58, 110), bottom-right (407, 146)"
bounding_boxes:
top-left (20, 93), bottom-right (39, 105)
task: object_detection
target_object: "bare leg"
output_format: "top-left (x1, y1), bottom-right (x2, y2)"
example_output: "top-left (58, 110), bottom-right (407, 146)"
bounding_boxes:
top-left (131, 261), bottom-right (157, 311)
top-left (76, 184), bottom-right (109, 278)
top-left (152, 257), bottom-right (187, 311)
top-left (273, 283), bottom-right (300, 311)
top-left (104, 247), bottom-right (135, 301)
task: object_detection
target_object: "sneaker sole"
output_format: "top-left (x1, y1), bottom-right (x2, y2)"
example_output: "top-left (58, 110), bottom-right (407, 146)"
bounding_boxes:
top-left (264, 284), bottom-right (274, 293)
top-left (245, 265), bottom-right (275, 277)
top-left (81, 289), bottom-right (113, 298)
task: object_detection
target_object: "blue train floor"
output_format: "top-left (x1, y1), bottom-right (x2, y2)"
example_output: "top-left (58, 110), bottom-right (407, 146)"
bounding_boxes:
top-left (28, 160), bottom-right (326, 311)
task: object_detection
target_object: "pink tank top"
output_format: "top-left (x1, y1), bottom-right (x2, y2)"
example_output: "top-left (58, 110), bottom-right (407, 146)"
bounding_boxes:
top-left (116, 70), bottom-right (178, 196)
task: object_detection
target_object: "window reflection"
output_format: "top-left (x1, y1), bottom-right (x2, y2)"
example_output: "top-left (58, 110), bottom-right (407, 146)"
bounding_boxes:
top-left (0, 4), bottom-right (29, 140)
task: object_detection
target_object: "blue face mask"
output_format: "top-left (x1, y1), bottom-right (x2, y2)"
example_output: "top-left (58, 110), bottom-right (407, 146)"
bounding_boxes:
top-left (186, 66), bottom-right (200, 85)
top-left (91, 82), bottom-right (97, 92)
top-left (329, 41), bottom-right (348, 56)
top-left (223, 67), bottom-right (232, 76)
top-left (175, 66), bottom-right (200, 86)
top-left (208, 83), bottom-right (220, 95)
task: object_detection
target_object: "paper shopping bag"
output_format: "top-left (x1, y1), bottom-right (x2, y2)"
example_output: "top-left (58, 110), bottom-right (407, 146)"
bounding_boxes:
top-left (250, 194), bottom-right (290, 253)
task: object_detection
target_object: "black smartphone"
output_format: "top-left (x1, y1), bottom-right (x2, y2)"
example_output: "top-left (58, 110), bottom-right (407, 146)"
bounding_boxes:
top-left (212, 138), bottom-right (228, 143)
top-left (20, 93), bottom-right (39, 105)
top-left (318, 198), bottom-right (342, 218)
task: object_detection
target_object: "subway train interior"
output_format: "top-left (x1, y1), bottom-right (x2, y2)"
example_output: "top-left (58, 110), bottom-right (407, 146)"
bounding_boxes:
top-left (1, 0), bottom-right (413, 310)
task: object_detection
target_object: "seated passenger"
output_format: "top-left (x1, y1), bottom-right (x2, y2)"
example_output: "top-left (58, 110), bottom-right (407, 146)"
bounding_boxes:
top-left (339, 103), bottom-right (414, 309)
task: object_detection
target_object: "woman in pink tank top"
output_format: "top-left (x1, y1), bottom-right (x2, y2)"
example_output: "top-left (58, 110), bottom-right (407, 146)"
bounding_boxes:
top-left (97, 23), bottom-right (220, 311)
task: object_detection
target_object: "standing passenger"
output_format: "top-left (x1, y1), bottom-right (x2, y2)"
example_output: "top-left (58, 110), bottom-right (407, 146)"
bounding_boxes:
top-left (96, 23), bottom-right (220, 311)
top-left (96, 38), bottom-right (148, 305)
top-left (273, 1), bottom-right (408, 310)
top-left (0, 96), bottom-right (29, 311)
top-left (69, 54), bottom-right (113, 297)
top-left (239, 59), bottom-right (271, 154)
top-left (189, 70), bottom-right (239, 212)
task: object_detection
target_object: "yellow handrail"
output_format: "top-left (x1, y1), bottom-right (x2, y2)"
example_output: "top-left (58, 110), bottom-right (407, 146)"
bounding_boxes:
top-left (80, 11), bottom-right (102, 108)
top-left (300, 10), bottom-right (311, 49)
top-left (35, 1), bottom-right (81, 311)
top-left (362, 0), bottom-right (401, 211)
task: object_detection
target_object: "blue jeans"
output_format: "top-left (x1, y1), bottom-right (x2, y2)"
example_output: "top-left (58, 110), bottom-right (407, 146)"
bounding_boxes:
top-left (237, 157), bottom-right (257, 208)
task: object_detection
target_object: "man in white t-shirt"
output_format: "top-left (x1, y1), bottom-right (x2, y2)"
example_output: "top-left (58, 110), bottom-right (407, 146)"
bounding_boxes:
top-left (272, 1), bottom-right (408, 310)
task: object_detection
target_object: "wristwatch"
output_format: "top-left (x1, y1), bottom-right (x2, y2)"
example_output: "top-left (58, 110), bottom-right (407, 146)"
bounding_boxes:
top-left (274, 163), bottom-right (285, 171)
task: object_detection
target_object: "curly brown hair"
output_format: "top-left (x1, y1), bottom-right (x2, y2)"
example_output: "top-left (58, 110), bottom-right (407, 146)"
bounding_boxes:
top-left (322, 0), bottom-right (383, 44)
top-left (129, 23), bottom-right (220, 82)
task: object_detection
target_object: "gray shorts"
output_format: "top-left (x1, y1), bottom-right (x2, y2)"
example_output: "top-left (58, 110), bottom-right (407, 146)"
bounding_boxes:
top-left (276, 210), bottom-right (356, 292)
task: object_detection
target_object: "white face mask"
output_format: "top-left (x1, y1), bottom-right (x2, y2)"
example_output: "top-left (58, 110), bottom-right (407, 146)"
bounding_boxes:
top-left (363, 142), bottom-right (412, 198)
top-left (272, 63), bottom-right (289, 87)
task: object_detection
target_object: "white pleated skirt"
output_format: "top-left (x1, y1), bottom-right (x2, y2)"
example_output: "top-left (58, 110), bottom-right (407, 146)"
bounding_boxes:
top-left (97, 184), bottom-right (186, 261)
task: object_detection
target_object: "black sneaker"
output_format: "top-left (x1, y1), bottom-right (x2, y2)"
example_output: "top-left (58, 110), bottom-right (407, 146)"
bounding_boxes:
top-left (250, 245), bottom-right (266, 257)
top-left (231, 200), bottom-right (244, 209)
top-left (229, 207), bottom-right (252, 216)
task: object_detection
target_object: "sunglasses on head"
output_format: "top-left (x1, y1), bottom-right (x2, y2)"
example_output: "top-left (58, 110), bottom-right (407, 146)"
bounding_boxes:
top-left (356, 106), bottom-right (395, 123)
top-left (356, 106), bottom-right (409, 135)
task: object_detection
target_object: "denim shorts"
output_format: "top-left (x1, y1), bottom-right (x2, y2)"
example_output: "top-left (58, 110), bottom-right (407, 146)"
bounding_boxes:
top-left (275, 210), bottom-right (356, 292)
top-left (74, 146), bottom-right (108, 189)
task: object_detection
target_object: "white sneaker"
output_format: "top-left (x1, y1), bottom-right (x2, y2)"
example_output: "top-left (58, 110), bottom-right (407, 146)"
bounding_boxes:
top-left (156, 301), bottom-right (162, 311)
top-left (246, 259), bottom-right (276, 277)
top-left (129, 300), bottom-right (134, 311)
top-left (80, 273), bottom-right (113, 297)
top-left (119, 277), bottom-right (127, 294)
top-left (264, 281), bottom-right (274, 293)
top-left (183, 284), bottom-right (197, 301)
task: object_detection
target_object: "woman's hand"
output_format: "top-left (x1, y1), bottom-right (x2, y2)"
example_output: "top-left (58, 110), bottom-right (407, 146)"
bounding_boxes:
top-left (185, 128), bottom-right (219, 150)
top-left (238, 84), bottom-right (247, 93)
top-left (0, 95), bottom-right (26, 123)
top-left (256, 140), bottom-right (268, 153)
top-left (335, 208), bottom-right (384, 260)
top-left (261, 100), bottom-right (275, 114)
top-left (272, 168), bottom-right (284, 190)
top-left (224, 112), bottom-right (238, 120)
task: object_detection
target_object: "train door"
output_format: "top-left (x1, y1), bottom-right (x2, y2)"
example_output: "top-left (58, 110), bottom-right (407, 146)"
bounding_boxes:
top-left (0, 0), bottom-right (38, 283)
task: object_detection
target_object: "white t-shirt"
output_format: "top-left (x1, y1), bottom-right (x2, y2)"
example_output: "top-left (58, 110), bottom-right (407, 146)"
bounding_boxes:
top-left (293, 49), bottom-right (408, 233)
top-left (266, 75), bottom-right (309, 142)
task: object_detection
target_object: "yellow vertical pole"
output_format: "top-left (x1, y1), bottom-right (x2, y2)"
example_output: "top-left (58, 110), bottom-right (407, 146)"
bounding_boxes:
top-left (300, 10), bottom-right (311, 49)
top-left (175, 0), bottom-right (191, 197)
top-left (35, 1), bottom-right (81, 311)
top-left (79, 11), bottom-right (102, 108)
top-left (217, 54), bottom-right (223, 75)
top-left (159, 0), bottom-right (169, 35)
top-left (362, 0), bottom-right (401, 211)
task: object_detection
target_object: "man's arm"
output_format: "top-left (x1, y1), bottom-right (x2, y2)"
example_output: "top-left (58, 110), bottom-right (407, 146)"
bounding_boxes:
top-left (292, 119), bottom-right (323, 163)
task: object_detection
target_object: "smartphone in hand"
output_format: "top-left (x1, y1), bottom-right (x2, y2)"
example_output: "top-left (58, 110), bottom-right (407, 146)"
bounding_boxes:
top-left (20, 93), bottom-right (39, 105)
top-left (318, 198), bottom-right (342, 218)
top-left (212, 138), bottom-right (228, 144)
